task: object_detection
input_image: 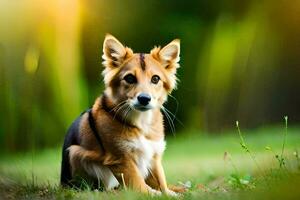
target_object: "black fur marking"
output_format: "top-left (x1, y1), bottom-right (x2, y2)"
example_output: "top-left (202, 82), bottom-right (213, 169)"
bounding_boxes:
top-left (139, 53), bottom-right (145, 71)
top-left (87, 109), bottom-right (105, 154)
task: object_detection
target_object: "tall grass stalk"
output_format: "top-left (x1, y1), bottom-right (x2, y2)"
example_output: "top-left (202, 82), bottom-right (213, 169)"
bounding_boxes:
top-left (121, 173), bottom-right (127, 190)
top-left (265, 116), bottom-right (289, 169)
top-left (236, 121), bottom-right (261, 172)
top-left (279, 116), bottom-right (288, 168)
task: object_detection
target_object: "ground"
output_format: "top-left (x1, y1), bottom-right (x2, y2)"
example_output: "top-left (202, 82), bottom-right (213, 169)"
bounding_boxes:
top-left (1, 126), bottom-right (300, 199)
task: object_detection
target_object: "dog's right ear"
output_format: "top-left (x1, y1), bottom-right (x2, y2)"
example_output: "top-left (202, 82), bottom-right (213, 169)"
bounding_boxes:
top-left (102, 34), bottom-right (132, 68)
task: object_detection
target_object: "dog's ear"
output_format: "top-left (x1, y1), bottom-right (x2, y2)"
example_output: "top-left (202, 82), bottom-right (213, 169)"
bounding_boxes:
top-left (151, 39), bottom-right (180, 71)
top-left (159, 39), bottom-right (180, 64)
top-left (151, 39), bottom-right (180, 91)
top-left (102, 34), bottom-right (132, 68)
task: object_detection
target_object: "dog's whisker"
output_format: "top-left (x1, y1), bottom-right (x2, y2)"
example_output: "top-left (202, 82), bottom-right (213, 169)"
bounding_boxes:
top-left (110, 100), bottom-right (127, 113)
top-left (110, 101), bottom-right (128, 119)
top-left (164, 108), bottom-right (176, 134)
top-left (123, 106), bottom-right (131, 124)
top-left (121, 106), bottom-right (131, 133)
top-left (165, 111), bottom-right (175, 134)
top-left (113, 102), bottom-right (128, 120)
top-left (166, 94), bottom-right (184, 127)
top-left (162, 106), bottom-right (184, 126)
top-left (161, 107), bottom-right (176, 135)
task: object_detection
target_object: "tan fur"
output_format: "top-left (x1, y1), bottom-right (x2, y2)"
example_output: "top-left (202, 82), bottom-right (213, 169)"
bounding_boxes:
top-left (68, 34), bottom-right (182, 196)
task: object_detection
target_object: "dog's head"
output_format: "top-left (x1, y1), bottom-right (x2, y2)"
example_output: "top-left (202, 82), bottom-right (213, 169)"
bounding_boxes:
top-left (102, 34), bottom-right (180, 114)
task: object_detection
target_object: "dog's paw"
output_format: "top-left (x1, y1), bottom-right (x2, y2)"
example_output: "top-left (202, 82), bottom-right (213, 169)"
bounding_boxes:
top-left (147, 186), bottom-right (162, 196)
top-left (165, 189), bottom-right (180, 197)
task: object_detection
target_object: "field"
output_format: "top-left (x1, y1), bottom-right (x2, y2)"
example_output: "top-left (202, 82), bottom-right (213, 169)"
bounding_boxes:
top-left (1, 126), bottom-right (300, 200)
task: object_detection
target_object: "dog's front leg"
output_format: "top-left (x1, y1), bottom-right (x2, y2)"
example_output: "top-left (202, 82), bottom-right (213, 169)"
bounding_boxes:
top-left (151, 154), bottom-right (178, 196)
top-left (111, 159), bottom-right (159, 195)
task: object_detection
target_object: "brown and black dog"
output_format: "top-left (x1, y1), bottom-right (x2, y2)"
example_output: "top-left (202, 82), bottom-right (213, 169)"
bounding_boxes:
top-left (60, 34), bottom-right (181, 196)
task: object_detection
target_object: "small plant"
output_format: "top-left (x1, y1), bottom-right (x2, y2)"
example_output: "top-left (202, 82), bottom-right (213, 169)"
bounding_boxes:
top-left (265, 116), bottom-right (288, 169)
top-left (224, 151), bottom-right (253, 189)
top-left (265, 146), bottom-right (285, 170)
top-left (227, 174), bottom-right (253, 189)
top-left (235, 121), bottom-right (261, 172)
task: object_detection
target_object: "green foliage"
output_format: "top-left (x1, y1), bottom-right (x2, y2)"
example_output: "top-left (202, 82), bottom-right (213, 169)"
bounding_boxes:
top-left (1, 127), bottom-right (300, 199)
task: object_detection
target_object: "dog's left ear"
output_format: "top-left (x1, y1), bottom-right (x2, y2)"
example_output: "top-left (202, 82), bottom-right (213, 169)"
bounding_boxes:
top-left (151, 39), bottom-right (180, 71)
top-left (159, 39), bottom-right (180, 64)
top-left (151, 39), bottom-right (180, 91)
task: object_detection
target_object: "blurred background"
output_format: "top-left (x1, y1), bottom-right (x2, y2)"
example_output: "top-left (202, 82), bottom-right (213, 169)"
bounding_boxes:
top-left (1, 0), bottom-right (300, 152)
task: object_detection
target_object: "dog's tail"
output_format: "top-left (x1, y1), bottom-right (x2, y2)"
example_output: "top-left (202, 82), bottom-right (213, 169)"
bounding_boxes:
top-left (60, 115), bottom-right (82, 187)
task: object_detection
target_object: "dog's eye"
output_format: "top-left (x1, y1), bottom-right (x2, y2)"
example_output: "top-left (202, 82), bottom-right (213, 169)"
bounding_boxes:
top-left (124, 74), bottom-right (137, 84)
top-left (151, 75), bottom-right (160, 84)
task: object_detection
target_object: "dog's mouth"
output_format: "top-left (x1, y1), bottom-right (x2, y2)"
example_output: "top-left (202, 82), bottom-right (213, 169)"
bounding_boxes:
top-left (133, 104), bottom-right (152, 112)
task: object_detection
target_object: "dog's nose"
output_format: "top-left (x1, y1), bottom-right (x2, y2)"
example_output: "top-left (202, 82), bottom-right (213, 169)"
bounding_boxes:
top-left (137, 93), bottom-right (151, 106)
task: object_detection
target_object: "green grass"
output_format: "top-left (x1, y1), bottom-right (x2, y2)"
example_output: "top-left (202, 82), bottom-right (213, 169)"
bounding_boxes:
top-left (1, 126), bottom-right (300, 199)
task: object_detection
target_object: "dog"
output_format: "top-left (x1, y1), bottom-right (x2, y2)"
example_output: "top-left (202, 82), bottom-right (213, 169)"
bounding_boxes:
top-left (60, 34), bottom-right (181, 196)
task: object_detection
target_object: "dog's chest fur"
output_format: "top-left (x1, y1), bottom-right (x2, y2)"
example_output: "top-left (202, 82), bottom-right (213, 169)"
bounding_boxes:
top-left (119, 135), bottom-right (166, 178)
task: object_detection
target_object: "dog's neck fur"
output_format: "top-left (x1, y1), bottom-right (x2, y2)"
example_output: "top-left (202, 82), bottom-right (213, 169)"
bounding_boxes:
top-left (127, 109), bottom-right (154, 134)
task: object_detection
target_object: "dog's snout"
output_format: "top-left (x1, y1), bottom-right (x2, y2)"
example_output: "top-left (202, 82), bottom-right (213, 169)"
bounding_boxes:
top-left (137, 93), bottom-right (151, 106)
